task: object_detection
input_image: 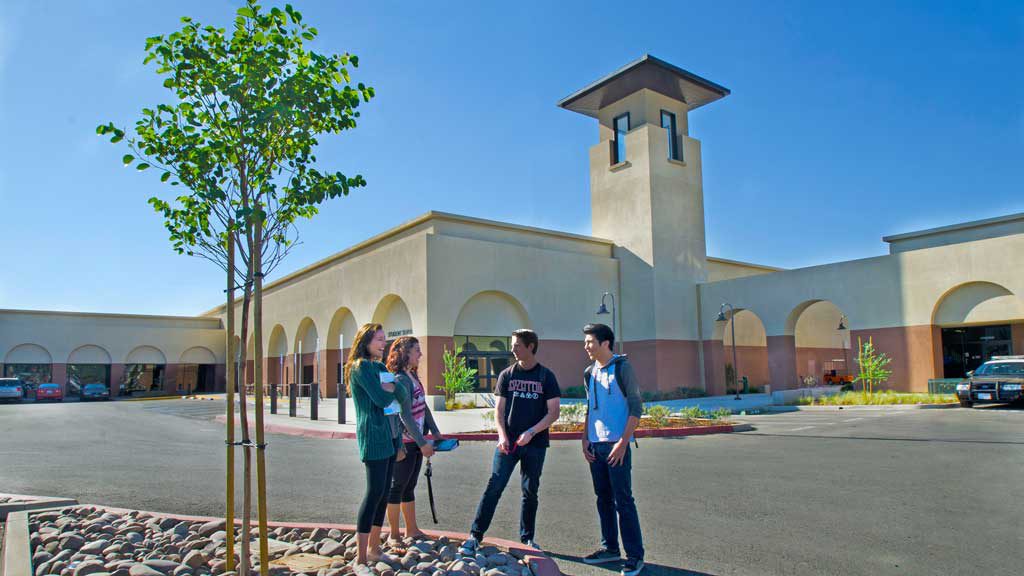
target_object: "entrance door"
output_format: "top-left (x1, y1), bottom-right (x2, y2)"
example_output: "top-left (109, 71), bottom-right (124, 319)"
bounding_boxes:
top-left (941, 325), bottom-right (1014, 378)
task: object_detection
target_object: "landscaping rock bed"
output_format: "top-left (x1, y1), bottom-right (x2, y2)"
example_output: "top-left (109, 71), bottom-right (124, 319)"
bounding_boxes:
top-left (27, 507), bottom-right (536, 576)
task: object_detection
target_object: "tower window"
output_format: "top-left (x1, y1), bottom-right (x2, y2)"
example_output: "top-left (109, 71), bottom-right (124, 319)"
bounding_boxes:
top-left (661, 110), bottom-right (679, 161)
top-left (613, 113), bottom-right (630, 164)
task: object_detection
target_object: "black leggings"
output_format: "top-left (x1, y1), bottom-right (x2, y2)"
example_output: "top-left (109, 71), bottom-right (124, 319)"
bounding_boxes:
top-left (358, 456), bottom-right (395, 533)
top-left (388, 443), bottom-right (423, 504)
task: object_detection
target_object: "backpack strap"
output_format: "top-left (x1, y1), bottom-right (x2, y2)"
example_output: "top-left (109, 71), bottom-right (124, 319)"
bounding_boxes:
top-left (614, 361), bottom-right (639, 448)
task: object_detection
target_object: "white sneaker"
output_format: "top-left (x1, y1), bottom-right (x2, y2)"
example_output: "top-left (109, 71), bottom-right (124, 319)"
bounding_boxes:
top-left (458, 536), bottom-right (480, 556)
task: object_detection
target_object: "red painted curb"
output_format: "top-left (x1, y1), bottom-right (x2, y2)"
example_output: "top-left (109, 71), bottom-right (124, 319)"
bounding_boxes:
top-left (45, 504), bottom-right (561, 576)
top-left (215, 415), bottom-right (739, 442)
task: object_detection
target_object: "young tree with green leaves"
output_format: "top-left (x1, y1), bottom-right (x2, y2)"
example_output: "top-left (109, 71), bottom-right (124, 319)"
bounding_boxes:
top-left (854, 336), bottom-right (893, 394)
top-left (97, 2), bottom-right (374, 575)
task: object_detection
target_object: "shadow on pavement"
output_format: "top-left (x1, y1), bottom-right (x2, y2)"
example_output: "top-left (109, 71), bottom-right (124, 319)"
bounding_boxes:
top-left (547, 552), bottom-right (718, 576)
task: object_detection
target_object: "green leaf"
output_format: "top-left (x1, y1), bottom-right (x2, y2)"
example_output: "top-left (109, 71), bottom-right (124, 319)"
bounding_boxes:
top-left (136, 163), bottom-right (151, 171)
top-left (161, 171), bottom-right (171, 182)
top-left (122, 154), bottom-right (135, 166)
top-left (237, 6), bottom-right (255, 18)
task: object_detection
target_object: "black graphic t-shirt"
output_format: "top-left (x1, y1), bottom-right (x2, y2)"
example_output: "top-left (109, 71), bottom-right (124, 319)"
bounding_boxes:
top-left (495, 362), bottom-right (561, 448)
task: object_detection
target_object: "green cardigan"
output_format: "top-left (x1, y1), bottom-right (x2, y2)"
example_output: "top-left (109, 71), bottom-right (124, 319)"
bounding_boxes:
top-left (349, 359), bottom-right (397, 462)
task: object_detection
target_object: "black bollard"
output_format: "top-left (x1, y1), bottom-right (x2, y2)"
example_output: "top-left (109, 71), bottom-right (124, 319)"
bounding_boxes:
top-left (310, 382), bottom-right (319, 421)
top-left (289, 383), bottom-right (297, 417)
top-left (337, 381), bottom-right (346, 424)
top-left (270, 383), bottom-right (278, 414)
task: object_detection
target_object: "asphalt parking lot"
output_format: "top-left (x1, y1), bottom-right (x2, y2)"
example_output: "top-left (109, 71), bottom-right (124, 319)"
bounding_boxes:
top-left (1, 400), bottom-right (1022, 576)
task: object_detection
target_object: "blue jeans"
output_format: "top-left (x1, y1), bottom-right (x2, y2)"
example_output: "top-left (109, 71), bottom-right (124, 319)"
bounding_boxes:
top-left (589, 441), bottom-right (644, 561)
top-left (470, 444), bottom-right (547, 543)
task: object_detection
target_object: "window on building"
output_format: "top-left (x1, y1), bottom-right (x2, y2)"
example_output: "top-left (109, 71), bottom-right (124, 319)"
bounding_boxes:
top-left (121, 363), bottom-right (165, 396)
top-left (4, 363), bottom-right (52, 385)
top-left (661, 110), bottom-right (680, 160)
top-left (613, 113), bottom-right (630, 164)
top-left (454, 335), bottom-right (513, 393)
top-left (67, 364), bottom-right (110, 397)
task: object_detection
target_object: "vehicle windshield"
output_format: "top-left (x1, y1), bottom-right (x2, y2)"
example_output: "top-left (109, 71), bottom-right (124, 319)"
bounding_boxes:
top-left (975, 362), bottom-right (1024, 376)
top-left (0, 380), bottom-right (20, 387)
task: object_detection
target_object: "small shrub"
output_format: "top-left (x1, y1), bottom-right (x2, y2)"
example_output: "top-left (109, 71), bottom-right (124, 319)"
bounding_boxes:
top-left (481, 410), bottom-right (496, 431)
top-left (558, 403), bottom-right (587, 426)
top-left (676, 406), bottom-right (710, 420)
top-left (642, 405), bottom-right (672, 428)
top-left (710, 407), bottom-right (733, 419)
top-left (441, 346), bottom-right (477, 403)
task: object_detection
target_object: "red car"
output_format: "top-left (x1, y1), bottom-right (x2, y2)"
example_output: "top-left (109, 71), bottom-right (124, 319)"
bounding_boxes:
top-left (35, 383), bottom-right (64, 402)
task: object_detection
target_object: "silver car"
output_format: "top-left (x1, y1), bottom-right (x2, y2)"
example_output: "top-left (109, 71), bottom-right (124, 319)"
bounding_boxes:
top-left (0, 378), bottom-right (24, 402)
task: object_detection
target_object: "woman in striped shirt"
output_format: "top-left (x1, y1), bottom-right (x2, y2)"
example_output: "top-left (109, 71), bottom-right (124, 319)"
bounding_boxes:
top-left (385, 336), bottom-right (444, 545)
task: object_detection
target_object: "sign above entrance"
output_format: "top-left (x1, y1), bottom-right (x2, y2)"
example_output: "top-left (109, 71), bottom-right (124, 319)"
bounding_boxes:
top-left (387, 328), bottom-right (413, 339)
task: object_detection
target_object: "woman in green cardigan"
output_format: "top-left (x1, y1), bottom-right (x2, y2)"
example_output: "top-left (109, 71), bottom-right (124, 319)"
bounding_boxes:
top-left (346, 323), bottom-right (399, 571)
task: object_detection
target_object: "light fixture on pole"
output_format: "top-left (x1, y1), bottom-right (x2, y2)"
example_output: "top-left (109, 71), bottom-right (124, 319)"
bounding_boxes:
top-left (716, 302), bottom-right (741, 400)
top-left (837, 314), bottom-right (849, 385)
top-left (596, 292), bottom-right (620, 353)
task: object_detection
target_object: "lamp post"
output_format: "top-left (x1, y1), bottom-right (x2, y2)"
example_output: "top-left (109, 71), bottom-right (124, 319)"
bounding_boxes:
top-left (596, 292), bottom-right (621, 353)
top-left (837, 314), bottom-right (849, 384)
top-left (716, 303), bottom-right (741, 400)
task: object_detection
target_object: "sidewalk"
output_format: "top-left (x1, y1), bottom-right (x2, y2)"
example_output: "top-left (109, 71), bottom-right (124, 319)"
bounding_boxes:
top-left (203, 392), bottom-right (774, 439)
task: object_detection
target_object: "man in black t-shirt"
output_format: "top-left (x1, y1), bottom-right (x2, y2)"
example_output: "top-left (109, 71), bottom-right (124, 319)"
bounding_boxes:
top-left (459, 329), bottom-right (561, 553)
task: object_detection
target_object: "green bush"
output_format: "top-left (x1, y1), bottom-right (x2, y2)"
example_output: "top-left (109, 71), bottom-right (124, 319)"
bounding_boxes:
top-left (563, 386), bottom-right (587, 399)
top-left (642, 405), bottom-right (672, 428)
top-left (796, 390), bottom-right (956, 406)
top-left (441, 346), bottom-right (477, 404)
top-left (710, 407), bottom-right (733, 419)
top-left (558, 403), bottom-right (587, 426)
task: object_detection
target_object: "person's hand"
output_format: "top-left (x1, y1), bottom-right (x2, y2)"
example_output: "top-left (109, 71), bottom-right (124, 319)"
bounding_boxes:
top-left (497, 433), bottom-right (511, 454)
top-left (608, 439), bottom-right (628, 466)
top-left (582, 438), bottom-right (595, 463)
top-left (420, 443), bottom-right (435, 459)
top-left (381, 381), bottom-right (395, 392)
top-left (515, 428), bottom-right (535, 447)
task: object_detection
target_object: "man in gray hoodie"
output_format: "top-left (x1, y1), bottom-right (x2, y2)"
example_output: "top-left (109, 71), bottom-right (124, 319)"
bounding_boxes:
top-left (580, 323), bottom-right (645, 576)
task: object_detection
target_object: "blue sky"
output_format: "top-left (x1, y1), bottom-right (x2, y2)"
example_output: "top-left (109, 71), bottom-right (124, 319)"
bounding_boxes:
top-left (1, 1), bottom-right (1020, 315)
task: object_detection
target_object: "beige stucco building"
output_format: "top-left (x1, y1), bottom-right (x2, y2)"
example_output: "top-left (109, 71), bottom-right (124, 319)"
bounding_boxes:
top-left (3, 55), bottom-right (1022, 401)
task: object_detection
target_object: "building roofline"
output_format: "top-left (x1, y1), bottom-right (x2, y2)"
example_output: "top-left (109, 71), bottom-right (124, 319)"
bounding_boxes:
top-left (0, 308), bottom-right (222, 324)
top-left (706, 256), bottom-right (785, 272)
top-left (882, 212), bottom-right (1024, 243)
top-left (558, 54), bottom-right (730, 115)
top-left (201, 211), bottom-right (615, 316)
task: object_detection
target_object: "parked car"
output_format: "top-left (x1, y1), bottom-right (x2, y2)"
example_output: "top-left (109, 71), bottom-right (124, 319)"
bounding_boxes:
top-left (35, 383), bottom-right (64, 402)
top-left (81, 383), bottom-right (111, 401)
top-left (0, 378), bottom-right (24, 403)
top-left (956, 355), bottom-right (1024, 408)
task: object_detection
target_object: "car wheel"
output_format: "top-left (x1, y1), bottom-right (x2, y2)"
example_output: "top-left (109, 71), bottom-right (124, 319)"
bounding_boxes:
top-left (959, 400), bottom-right (973, 408)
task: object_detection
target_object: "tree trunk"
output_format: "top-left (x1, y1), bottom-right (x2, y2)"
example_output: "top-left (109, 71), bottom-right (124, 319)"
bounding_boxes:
top-left (225, 228), bottom-right (237, 574)
top-left (237, 271), bottom-right (254, 576)
top-left (253, 218), bottom-right (270, 576)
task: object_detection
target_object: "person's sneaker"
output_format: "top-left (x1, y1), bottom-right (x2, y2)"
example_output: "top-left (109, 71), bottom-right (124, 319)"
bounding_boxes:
top-left (458, 536), bottom-right (480, 556)
top-left (582, 548), bottom-right (622, 565)
top-left (621, 558), bottom-right (644, 576)
top-left (522, 539), bottom-right (542, 551)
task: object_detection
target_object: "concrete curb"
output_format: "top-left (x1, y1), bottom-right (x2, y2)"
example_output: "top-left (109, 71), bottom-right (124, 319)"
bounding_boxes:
top-left (0, 493), bottom-right (78, 521)
top-left (2, 504), bottom-right (560, 576)
top-left (761, 403), bottom-right (959, 412)
top-left (121, 396), bottom-right (184, 402)
top-left (215, 415), bottom-right (746, 442)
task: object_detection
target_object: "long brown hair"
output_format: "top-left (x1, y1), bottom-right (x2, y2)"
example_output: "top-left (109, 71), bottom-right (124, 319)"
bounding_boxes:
top-left (344, 323), bottom-right (384, 384)
top-left (386, 336), bottom-right (420, 379)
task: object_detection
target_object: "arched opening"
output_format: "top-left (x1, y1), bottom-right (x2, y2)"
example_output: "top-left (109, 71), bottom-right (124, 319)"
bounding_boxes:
top-left (453, 291), bottom-right (530, 392)
top-left (123, 346), bottom-right (167, 396)
top-left (294, 317), bottom-right (320, 388)
top-left (791, 301), bottom-right (852, 387)
top-left (720, 309), bottom-right (769, 393)
top-left (179, 346), bottom-right (217, 394)
top-left (933, 282), bottom-right (1024, 378)
top-left (372, 294), bottom-right (414, 362)
top-left (326, 308), bottom-right (358, 397)
top-left (4, 344), bottom-right (53, 395)
top-left (67, 345), bottom-right (112, 398)
top-left (267, 325), bottom-right (289, 386)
